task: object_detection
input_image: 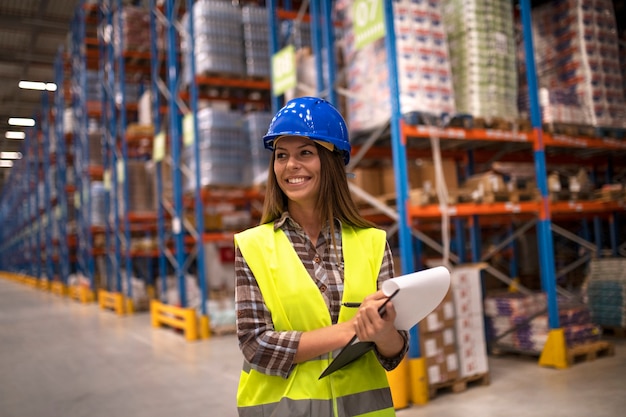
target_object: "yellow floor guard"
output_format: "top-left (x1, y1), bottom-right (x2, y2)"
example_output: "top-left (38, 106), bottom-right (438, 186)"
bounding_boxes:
top-left (150, 300), bottom-right (210, 342)
top-left (539, 328), bottom-right (568, 369)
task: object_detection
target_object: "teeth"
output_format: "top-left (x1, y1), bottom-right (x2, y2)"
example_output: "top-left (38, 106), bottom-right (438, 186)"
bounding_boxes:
top-left (287, 177), bottom-right (306, 184)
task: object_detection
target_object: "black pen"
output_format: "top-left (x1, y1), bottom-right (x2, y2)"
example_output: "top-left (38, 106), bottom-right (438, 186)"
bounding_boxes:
top-left (342, 302), bottom-right (361, 308)
top-left (342, 289), bottom-right (400, 310)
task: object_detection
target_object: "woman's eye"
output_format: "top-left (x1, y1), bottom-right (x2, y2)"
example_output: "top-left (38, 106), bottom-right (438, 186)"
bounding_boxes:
top-left (275, 152), bottom-right (287, 160)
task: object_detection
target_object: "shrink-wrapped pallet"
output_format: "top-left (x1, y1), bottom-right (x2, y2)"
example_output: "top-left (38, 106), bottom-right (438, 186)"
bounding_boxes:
top-left (242, 5), bottom-right (270, 78)
top-left (182, 107), bottom-right (247, 190)
top-left (334, 0), bottom-right (456, 133)
top-left (521, 0), bottom-right (626, 128)
top-left (441, 0), bottom-right (518, 121)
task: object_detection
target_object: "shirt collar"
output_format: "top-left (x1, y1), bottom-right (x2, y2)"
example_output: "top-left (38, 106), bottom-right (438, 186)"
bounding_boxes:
top-left (274, 211), bottom-right (341, 235)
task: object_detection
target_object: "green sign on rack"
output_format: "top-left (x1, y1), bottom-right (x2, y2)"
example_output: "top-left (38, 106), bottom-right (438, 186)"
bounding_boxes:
top-left (153, 131), bottom-right (165, 162)
top-left (271, 45), bottom-right (296, 96)
top-left (353, 0), bottom-right (385, 49)
top-left (183, 113), bottom-right (194, 147)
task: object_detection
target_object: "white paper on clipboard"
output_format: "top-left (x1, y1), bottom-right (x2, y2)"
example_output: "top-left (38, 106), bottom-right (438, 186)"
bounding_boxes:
top-left (382, 266), bottom-right (451, 331)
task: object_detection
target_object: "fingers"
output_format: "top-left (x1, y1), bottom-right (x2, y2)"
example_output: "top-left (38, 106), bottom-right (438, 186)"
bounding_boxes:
top-left (353, 296), bottom-right (397, 343)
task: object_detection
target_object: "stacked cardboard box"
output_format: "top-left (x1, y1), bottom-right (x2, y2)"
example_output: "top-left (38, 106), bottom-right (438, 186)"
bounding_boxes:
top-left (419, 289), bottom-right (459, 385)
top-left (450, 264), bottom-right (490, 378)
top-left (334, 0), bottom-right (456, 132)
top-left (585, 258), bottom-right (626, 328)
top-left (441, 0), bottom-right (518, 121)
top-left (524, 0), bottom-right (626, 128)
top-left (485, 291), bottom-right (601, 352)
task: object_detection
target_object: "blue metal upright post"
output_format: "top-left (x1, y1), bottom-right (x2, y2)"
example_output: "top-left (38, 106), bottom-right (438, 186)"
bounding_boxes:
top-left (148, 0), bottom-right (167, 292)
top-left (115, 0), bottom-right (134, 304)
top-left (267, 0), bottom-right (281, 113)
top-left (41, 91), bottom-right (56, 284)
top-left (54, 49), bottom-right (71, 287)
top-left (186, 0), bottom-right (209, 336)
top-left (520, 0), bottom-right (566, 368)
top-left (321, 0), bottom-right (337, 105)
top-left (382, 0), bottom-right (422, 404)
top-left (164, 0), bottom-right (187, 306)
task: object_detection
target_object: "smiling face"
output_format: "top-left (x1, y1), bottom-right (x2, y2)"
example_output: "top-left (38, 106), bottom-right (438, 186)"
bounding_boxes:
top-left (273, 135), bottom-right (322, 210)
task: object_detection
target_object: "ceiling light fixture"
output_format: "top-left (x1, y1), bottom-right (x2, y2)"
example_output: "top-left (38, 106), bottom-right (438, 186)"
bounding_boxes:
top-left (0, 152), bottom-right (22, 160)
top-left (8, 118), bottom-right (35, 127)
top-left (0, 160), bottom-right (14, 168)
top-left (5, 131), bottom-right (26, 140)
top-left (18, 81), bottom-right (57, 92)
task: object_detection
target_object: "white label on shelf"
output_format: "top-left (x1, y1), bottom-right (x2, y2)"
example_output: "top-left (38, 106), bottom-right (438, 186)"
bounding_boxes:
top-left (116, 160), bottom-right (124, 183)
top-left (103, 169), bottom-right (112, 190)
top-left (172, 217), bottom-right (181, 234)
top-left (183, 113), bottom-right (194, 147)
top-left (153, 131), bottom-right (165, 162)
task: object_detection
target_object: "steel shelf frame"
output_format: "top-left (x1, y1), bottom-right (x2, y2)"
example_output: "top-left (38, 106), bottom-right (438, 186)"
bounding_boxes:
top-left (267, 0), bottom-right (626, 375)
top-left (53, 48), bottom-right (73, 286)
top-left (70, 1), bottom-right (97, 292)
top-left (39, 90), bottom-right (56, 284)
top-left (99, 0), bottom-right (126, 296)
top-left (148, 0), bottom-right (208, 315)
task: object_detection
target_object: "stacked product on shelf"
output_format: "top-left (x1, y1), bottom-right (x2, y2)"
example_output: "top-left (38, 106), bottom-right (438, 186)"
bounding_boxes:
top-left (242, 5), bottom-right (270, 78)
top-left (585, 258), bottom-right (626, 328)
top-left (334, 0), bottom-right (456, 132)
top-left (450, 264), bottom-right (489, 379)
top-left (182, 0), bottom-right (245, 83)
top-left (244, 111), bottom-right (273, 185)
top-left (524, 0), bottom-right (626, 129)
top-left (90, 181), bottom-right (107, 227)
top-left (441, 0), bottom-right (518, 123)
top-left (182, 107), bottom-right (248, 191)
top-left (121, 160), bottom-right (157, 214)
top-left (113, 5), bottom-right (151, 53)
top-left (484, 291), bottom-right (602, 353)
top-left (418, 288), bottom-right (459, 388)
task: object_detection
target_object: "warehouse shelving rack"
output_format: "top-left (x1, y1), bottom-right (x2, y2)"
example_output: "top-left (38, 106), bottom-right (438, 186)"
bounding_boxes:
top-left (39, 90), bottom-right (56, 291)
top-left (147, 0), bottom-right (273, 340)
top-left (50, 48), bottom-right (73, 296)
top-left (148, 0), bottom-right (212, 341)
top-left (96, 0), bottom-right (159, 316)
top-left (67, 1), bottom-right (103, 303)
top-left (267, 0), bottom-right (626, 405)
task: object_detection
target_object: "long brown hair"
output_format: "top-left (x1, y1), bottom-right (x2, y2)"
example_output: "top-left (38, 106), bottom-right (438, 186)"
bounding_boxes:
top-left (261, 143), bottom-right (376, 236)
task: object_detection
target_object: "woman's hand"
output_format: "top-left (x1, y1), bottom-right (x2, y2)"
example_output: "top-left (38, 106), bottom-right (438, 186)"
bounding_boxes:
top-left (352, 290), bottom-right (403, 357)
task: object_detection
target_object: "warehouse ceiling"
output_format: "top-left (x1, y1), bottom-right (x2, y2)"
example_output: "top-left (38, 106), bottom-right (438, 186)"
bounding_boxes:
top-left (0, 0), bottom-right (81, 192)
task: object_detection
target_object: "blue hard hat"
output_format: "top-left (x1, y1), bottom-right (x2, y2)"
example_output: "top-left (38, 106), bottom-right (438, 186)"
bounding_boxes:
top-left (263, 96), bottom-right (351, 165)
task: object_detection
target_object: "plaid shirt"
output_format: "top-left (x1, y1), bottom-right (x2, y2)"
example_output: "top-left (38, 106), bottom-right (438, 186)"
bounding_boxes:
top-left (235, 211), bottom-right (409, 378)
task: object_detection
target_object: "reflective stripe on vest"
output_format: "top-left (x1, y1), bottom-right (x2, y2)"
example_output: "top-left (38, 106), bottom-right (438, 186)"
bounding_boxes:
top-left (234, 224), bottom-right (395, 417)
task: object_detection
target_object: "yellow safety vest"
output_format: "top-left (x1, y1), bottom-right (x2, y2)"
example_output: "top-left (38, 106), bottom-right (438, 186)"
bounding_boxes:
top-left (234, 223), bottom-right (396, 417)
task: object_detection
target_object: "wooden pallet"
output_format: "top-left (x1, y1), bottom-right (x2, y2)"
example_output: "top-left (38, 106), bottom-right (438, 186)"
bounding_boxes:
top-left (428, 372), bottom-right (490, 399)
top-left (601, 326), bottom-right (626, 338)
top-left (567, 340), bottom-right (615, 365)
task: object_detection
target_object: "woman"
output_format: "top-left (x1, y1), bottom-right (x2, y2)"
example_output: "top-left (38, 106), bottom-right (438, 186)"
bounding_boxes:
top-left (234, 97), bottom-right (408, 417)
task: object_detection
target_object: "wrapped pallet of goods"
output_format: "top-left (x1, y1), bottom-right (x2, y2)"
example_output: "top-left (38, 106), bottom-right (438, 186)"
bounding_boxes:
top-left (520, 0), bottom-right (626, 133)
top-left (242, 5), bottom-right (270, 78)
top-left (182, 107), bottom-right (248, 191)
top-left (334, 0), bottom-right (456, 133)
top-left (584, 258), bottom-right (626, 332)
top-left (441, 0), bottom-right (519, 126)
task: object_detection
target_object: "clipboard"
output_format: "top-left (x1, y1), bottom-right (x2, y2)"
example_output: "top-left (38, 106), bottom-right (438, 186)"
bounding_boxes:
top-left (318, 289), bottom-right (399, 379)
top-left (318, 266), bottom-right (451, 379)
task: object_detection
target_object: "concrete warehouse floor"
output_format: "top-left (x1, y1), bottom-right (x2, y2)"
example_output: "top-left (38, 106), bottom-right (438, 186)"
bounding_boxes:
top-left (1, 277), bottom-right (624, 417)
